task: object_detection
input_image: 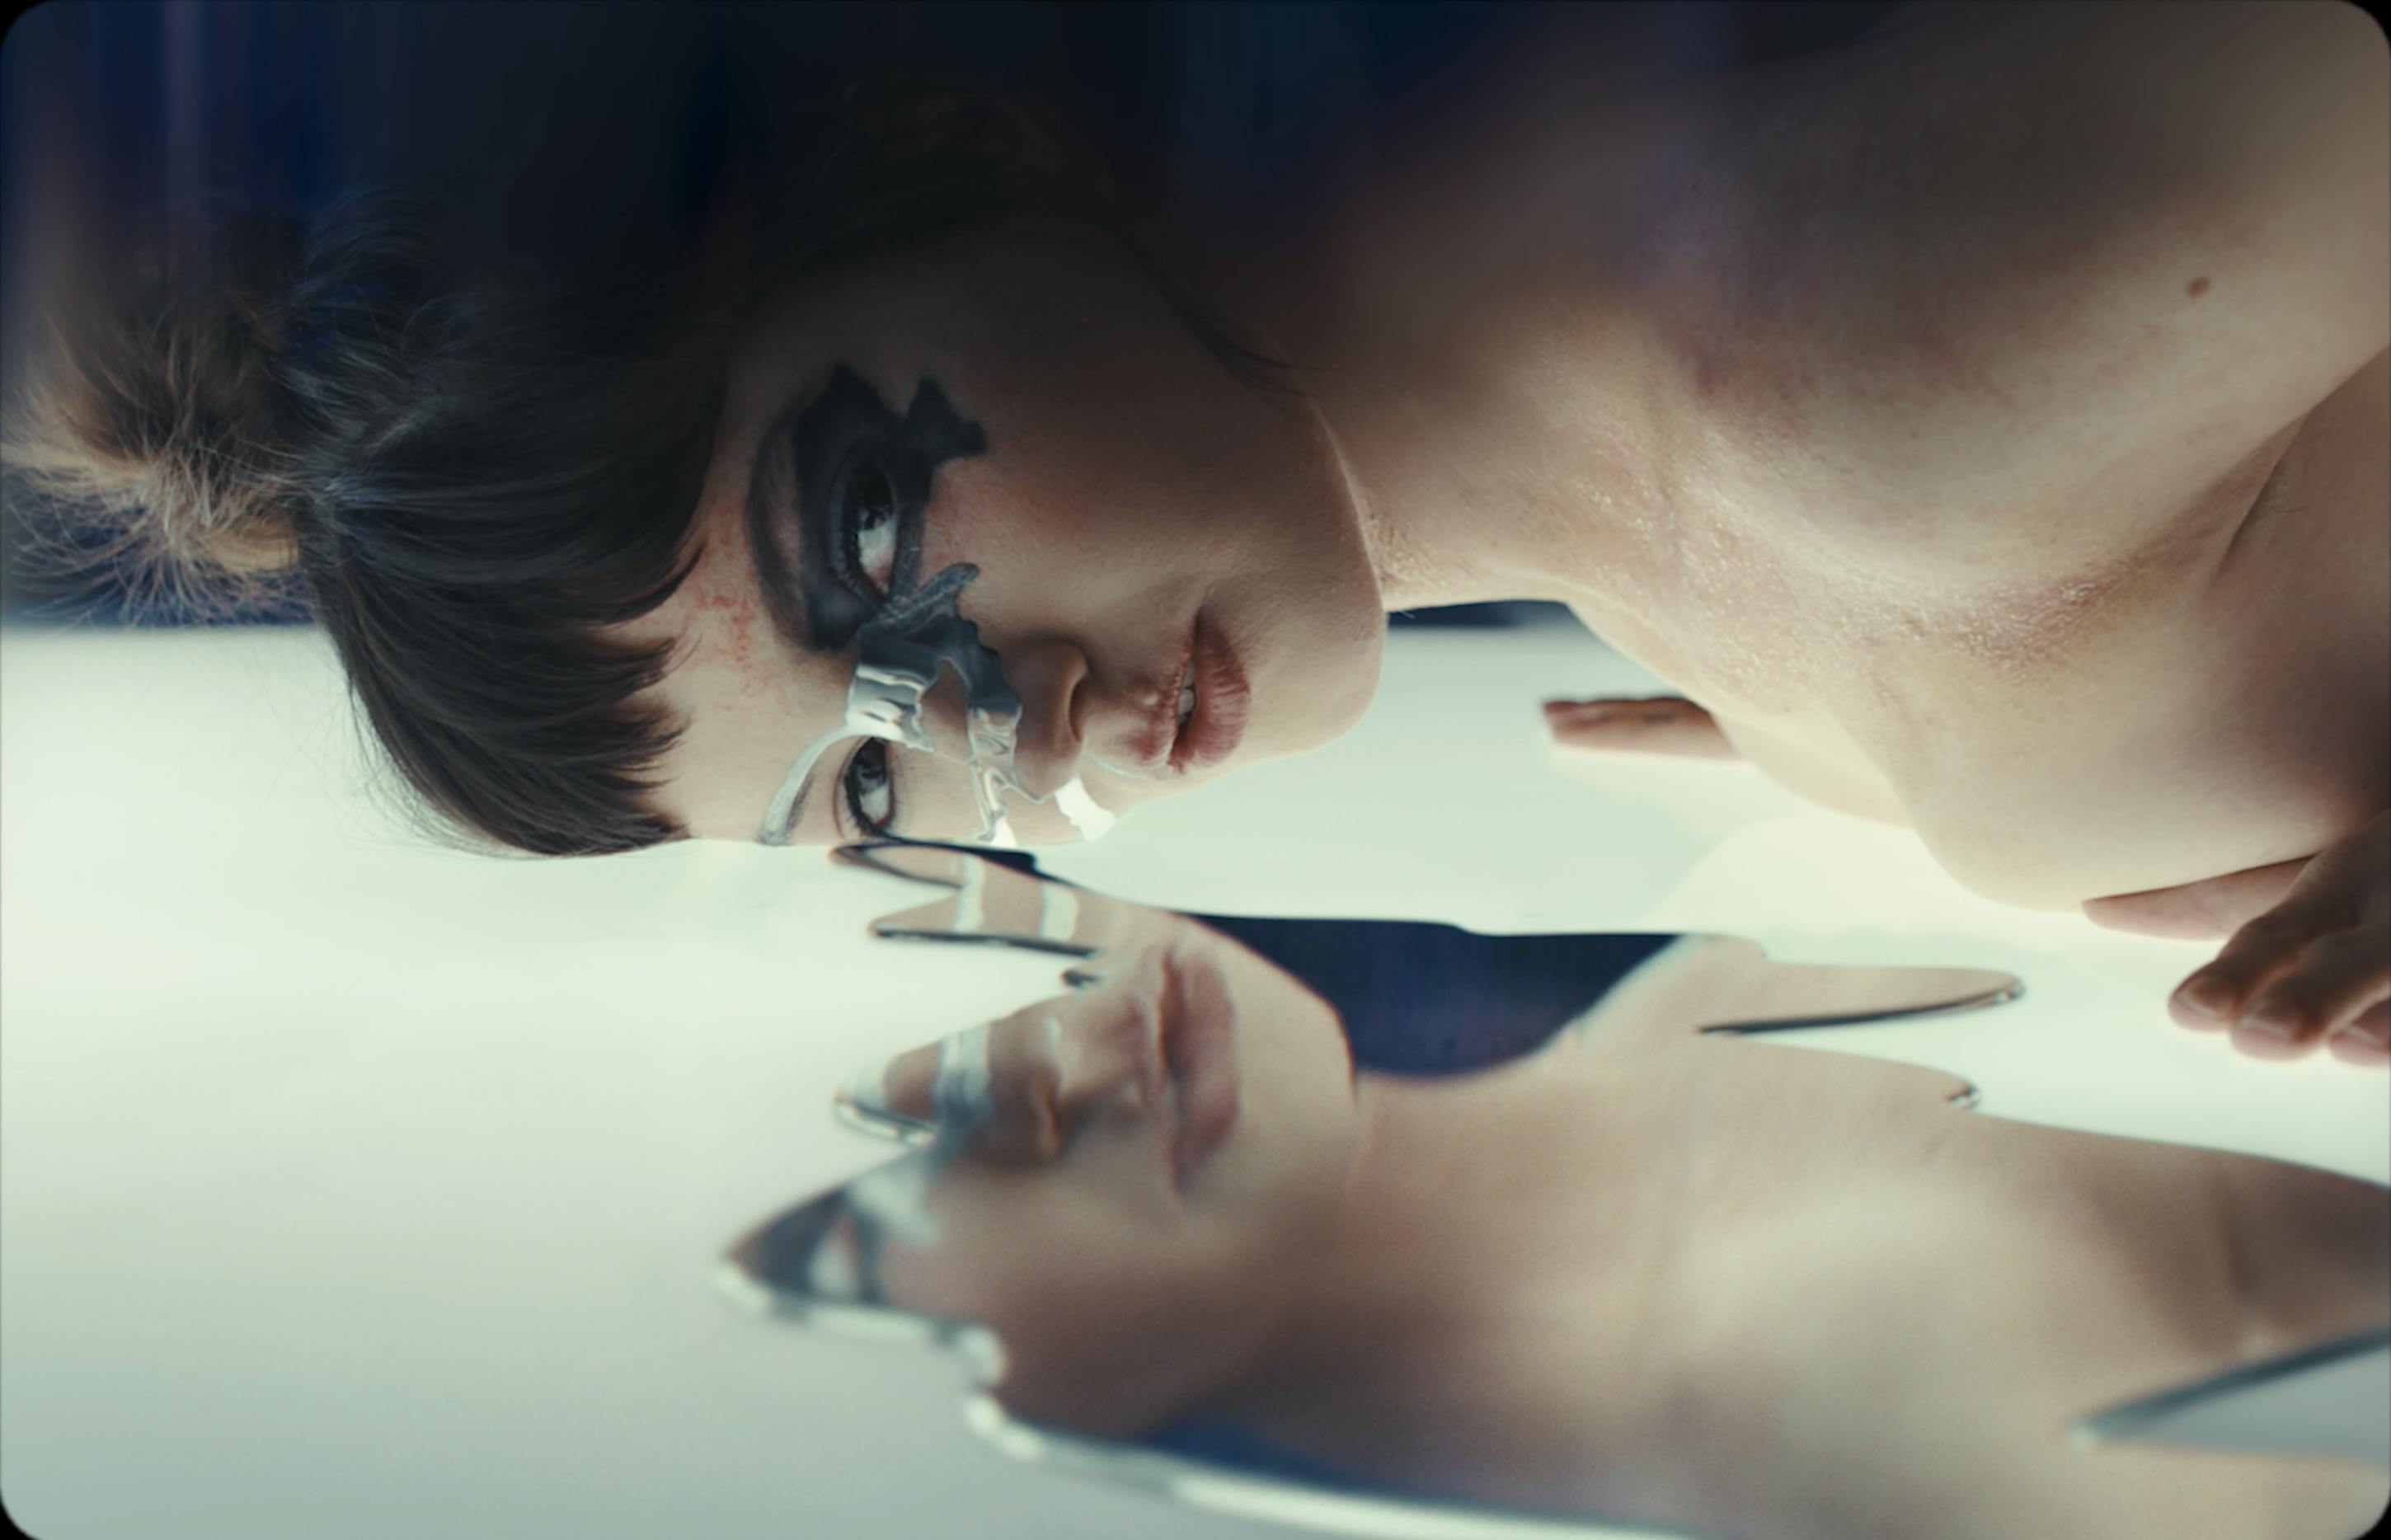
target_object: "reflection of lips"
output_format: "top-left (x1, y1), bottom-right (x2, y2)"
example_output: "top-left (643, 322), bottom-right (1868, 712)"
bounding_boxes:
top-left (1160, 947), bottom-right (1240, 1191)
top-left (1170, 613), bottom-right (1249, 773)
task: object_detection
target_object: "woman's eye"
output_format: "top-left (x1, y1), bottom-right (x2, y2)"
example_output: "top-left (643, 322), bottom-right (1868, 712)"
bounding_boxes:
top-left (843, 461), bottom-right (901, 599)
top-left (843, 739), bottom-right (897, 836)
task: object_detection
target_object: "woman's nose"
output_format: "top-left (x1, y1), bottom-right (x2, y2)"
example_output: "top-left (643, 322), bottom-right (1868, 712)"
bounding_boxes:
top-left (885, 635), bottom-right (1087, 804)
top-left (994, 637), bottom-right (1090, 802)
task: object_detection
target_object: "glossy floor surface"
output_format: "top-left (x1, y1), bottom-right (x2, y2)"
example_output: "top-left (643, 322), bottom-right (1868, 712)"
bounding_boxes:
top-left (3, 616), bottom-right (2381, 1540)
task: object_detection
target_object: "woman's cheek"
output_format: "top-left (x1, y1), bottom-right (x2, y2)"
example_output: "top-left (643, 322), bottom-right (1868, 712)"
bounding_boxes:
top-left (924, 457), bottom-right (1098, 594)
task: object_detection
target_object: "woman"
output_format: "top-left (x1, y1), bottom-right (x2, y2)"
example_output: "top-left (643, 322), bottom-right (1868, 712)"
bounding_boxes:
top-left (7, 4), bottom-right (2384, 1058)
top-left (731, 848), bottom-right (2391, 1540)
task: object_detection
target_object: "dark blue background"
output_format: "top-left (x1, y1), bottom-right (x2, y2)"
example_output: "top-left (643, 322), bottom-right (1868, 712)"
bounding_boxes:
top-left (0, 1), bottom-right (1900, 623)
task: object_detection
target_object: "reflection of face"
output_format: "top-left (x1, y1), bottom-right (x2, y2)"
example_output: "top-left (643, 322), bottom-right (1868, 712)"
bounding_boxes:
top-left (632, 220), bottom-right (1386, 845)
top-left (845, 932), bottom-right (1364, 1435)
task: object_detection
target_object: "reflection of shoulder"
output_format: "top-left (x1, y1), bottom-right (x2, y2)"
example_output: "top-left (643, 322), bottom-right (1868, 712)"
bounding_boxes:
top-left (2210, 1153), bottom-right (2391, 1364)
top-left (1675, 1175), bottom-right (2322, 1540)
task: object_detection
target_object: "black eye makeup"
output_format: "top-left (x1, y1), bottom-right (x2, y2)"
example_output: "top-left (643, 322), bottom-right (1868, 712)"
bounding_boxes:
top-left (787, 364), bottom-right (989, 652)
top-left (746, 364), bottom-right (992, 844)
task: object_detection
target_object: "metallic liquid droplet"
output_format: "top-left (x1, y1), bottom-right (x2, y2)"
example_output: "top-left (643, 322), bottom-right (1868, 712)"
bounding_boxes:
top-left (759, 563), bottom-right (1026, 845)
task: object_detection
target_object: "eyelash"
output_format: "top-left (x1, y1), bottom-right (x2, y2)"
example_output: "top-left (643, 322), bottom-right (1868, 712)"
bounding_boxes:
top-left (832, 447), bottom-right (903, 603)
top-left (841, 738), bottom-right (898, 838)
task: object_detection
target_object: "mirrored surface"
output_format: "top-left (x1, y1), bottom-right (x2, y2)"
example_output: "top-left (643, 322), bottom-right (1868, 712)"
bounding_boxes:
top-left (726, 849), bottom-right (2391, 1540)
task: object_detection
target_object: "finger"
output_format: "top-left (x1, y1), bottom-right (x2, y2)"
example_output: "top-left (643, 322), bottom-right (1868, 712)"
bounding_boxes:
top-left (2081, 858), bottom-right (2306, 941)
top-left (2170, 913), bottom-right (2312, 1029)
top-left (2171, 840), bottom-right (2384, 1026)
top-left (2234, 927), bottom-right (2391, 1059)
top-left (2326, 1000), bottom-right (2390, 1066)
top-left (2238, 927), bottom-right (2391, 1033)
top-left (1543, 696), bottom-right (1705, 726)
top-left (1543, 697), bottom-right (1740, 759)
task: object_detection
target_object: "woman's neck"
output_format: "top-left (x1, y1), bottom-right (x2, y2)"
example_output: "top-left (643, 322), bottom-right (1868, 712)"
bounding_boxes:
top-left (1299, 335), bottom-right (1694, 616)
top-left (1162, 45), bottom-right (1732, 618)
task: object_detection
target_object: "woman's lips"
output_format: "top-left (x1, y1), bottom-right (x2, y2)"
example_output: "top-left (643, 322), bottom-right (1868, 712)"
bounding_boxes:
top-left (1168, 613), bottom-right (1249, 774)
top-left (1106, 632), bottom-right (1196, 779)
top-left (1099, 613), bottom-right (1249, 782)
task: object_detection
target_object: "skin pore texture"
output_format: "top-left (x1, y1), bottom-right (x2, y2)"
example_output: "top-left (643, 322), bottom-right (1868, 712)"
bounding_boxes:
top-left (836, 925), bottom-right (2391, 1540)
top-left (634, 2), bottom-right (2388, 1054)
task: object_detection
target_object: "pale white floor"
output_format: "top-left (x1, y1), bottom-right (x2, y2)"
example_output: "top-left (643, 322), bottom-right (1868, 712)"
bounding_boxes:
top-left (2, 617), bottom-right (2382, 1540)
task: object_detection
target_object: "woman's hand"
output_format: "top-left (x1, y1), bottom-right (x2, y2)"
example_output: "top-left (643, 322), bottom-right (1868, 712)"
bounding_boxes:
top-left (2086, 811), bottom-right (2390, 1064)
top-left (1543, 695), bottom-right (1743, 758)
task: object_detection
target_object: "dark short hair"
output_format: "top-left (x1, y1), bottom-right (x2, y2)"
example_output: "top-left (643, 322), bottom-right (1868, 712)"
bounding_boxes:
top-left (4, 192), bottom-right (722, 855)
top-left (1, 70), bottom-right (1290, 857)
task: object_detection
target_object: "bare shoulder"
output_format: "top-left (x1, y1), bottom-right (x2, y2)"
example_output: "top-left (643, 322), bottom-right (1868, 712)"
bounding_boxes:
top-left (1633, 1), bottom-right (2389, 577)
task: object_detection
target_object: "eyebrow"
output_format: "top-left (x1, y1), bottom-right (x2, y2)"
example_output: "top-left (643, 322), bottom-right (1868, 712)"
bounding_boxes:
top-left (744, 396), bottom-right (837, 843)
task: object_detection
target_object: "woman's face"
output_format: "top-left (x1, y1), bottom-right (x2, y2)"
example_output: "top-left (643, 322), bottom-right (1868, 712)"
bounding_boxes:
top-left (632, 220), bottom-right (1386, 846)
top-left (827, 928), bottom-right (1365, 1435)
